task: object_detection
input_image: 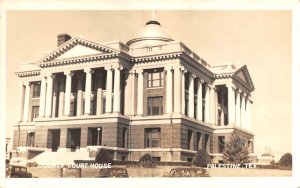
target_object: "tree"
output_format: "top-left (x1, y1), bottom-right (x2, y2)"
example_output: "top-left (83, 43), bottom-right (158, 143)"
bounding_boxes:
top-left (95, 148), bottom-right (113, 164)
top-left (278, 153), bottom-right (292, 167)
top-left (192, 149), bottom-right (211, 167)
top-left (222, 131), bottom-right (250, 163)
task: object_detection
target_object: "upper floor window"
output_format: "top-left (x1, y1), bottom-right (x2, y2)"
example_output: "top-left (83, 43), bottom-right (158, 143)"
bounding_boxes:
top-left (147, 70), bottom-right (164, 88)
top-left (147, 96), bottom-right (163, 116)
top-left (31, 106), bottom-right (39, 121)
top-left (32, 82), bottom-right (41, 98)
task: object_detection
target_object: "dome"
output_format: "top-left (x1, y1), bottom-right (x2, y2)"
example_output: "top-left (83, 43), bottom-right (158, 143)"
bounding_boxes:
top-left (126, 20), bottom-right (173, 47)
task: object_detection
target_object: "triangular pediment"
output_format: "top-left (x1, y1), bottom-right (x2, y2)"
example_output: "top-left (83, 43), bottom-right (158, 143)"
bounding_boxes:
top-left (233, 65), bottom-right (255, 91)
top-left (39, 37), bottom-right (119, 64)
top-left (56, 44), bottom-right (103, 60)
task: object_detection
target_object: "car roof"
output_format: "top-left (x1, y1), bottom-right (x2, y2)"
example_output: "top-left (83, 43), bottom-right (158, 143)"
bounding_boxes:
top-left (10, 164), bottom-right (27, 168)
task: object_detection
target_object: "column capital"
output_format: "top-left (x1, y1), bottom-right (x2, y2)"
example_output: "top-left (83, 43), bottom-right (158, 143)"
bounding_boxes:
top-left (64, 70), bottom-right (74, 76)
top-left (84, 68), bottom-right (94, 74)
top-left (112, 64), bottom-right (123, 70)
top-left (198, 79), bottom-right (204, 83)
top-left (190, 74), bottom-right (196, 79)
top-left (226, 83), bottom-right (236, 89)
top-left (45, 73), bottom-right (55, 78)
top-left (135, 69), bottom-right (144, 74)
top-left (235, 88), bottom-right (242, 94)
top-left (104, 65), bottom-right (114, 71)
top-left (22, 81), bottom-right (30, 86)
top-left (180, 67), bottom-right (187, 73)
top-left (164, 65), bottom-right (173, 71)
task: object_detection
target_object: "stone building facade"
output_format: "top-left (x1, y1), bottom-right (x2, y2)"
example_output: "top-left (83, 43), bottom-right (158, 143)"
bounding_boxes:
top-left (13, 18), bottom-right (255, 163)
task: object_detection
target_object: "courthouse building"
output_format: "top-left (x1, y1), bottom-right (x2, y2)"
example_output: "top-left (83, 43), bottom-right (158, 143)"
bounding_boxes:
top-left (12, 17), bottom-right (255, 163)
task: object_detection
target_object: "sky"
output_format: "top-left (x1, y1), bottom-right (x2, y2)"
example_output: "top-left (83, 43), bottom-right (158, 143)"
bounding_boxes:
top-left (5, 10), bottom-right (291, 156)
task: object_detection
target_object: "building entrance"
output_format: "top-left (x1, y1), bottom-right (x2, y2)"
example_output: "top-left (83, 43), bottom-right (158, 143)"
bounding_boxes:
top-left (48, 129), bottom-right (60, 152)
top-left (67, 128), bottom-right (81, 152)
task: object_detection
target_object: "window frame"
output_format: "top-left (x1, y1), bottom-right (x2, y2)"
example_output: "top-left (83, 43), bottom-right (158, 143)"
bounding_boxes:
top-left (147, 96), bottom-right (163, 116)
top-left (144, 128), bottom-right (161, 148)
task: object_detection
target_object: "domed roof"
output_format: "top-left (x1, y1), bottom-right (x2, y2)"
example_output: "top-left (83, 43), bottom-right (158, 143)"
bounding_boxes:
top-left (126, 20), bottom-right (173, 47)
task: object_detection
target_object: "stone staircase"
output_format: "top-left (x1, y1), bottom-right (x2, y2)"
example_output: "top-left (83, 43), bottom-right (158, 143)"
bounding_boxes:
top-left (33, 151), bottom-right (91, 165)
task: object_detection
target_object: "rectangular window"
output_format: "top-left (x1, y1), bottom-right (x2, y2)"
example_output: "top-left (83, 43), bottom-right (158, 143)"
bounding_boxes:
top-left (218, 136), bottom-right (225, 153)
top-left (196, 132), bottom-right (202, 150)
top-left (26, 132), bottom-right (35, 147)
top-left (147, 96), bottom-right (163, 116)
top-left (31, 106), bottom-right (39, 121)
top-left (122, 128), bottom-right (127, 148)
top-left (32, 82), bottom-right (41, 98)
top-left (187, 129), bottom-right (193, 150)
top-left (147, 71), bottom-right (164, 88)
top-left (205, 134), bottom-right (209, 152)
top-left (145, 128), bottom-right (161, 148)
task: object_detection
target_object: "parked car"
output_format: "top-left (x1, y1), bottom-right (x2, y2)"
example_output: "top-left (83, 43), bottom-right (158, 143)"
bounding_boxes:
top-left (9, 165), bottom-right (37, 178)
top-left (164, 167), bottom-right (210, 177)
top-left (96, 167), bottom-right (129, 178)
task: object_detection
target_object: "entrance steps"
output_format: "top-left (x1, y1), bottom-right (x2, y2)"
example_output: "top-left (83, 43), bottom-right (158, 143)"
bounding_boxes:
top-left (33, 151), bottom-right (91, 165)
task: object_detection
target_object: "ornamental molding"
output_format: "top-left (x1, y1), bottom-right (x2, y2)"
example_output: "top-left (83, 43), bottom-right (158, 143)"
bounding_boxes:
top-left (39, 37), bottom-right (119, 63)
top-left (16, 70), bottom-right (41, 78)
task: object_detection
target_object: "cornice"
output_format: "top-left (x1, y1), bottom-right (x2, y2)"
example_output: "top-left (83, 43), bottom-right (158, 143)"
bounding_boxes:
top-left (15, 70), bottom-right (41, 78)
top-left (41, 37), bottom-right (118, 63)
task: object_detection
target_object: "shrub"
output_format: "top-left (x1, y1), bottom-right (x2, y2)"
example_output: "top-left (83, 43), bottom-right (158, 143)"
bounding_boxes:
top-left (279, 153), bottom-right (292, 167)
top-left (95, 148), bottom-right (113, 164)
top-left (138, 153), bottom-right (156, 168)
top-left (192, 149), bottom-right (211, 167)
top-left (223, 131), bottom-right (250, 163)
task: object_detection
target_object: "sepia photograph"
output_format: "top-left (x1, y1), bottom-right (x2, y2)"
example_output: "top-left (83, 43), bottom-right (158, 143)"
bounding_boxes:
top-left (1, 1), bottom-right (298, 187)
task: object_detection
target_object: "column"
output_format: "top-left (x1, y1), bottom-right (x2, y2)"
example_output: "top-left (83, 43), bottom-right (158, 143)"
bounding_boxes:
top-left (77, 75), bottom-right (83, 116)
top-left (241, 93), bottom-right (246, 129)
top-left (173, 66), bottom-right (182, 114)
top-left (64, 71), bottom-right (73, 116)
top-left (137, 69), bottom-right (144, 116)
top-left (214, 87), bottom-right (218, 125)
top-left (58, 78), bottom-right (65, 117)
top-left (124, 71), bottom-right (131, 115)
top-left (196, 79), bottom-right (203, 121)
top-left (165, 66), bottom-right (173, 114)
top-left (227, 84), bottom-right (235, 125)
top-left (204, 84), bottom-right (210, 123)
top-left (113, 66), bottom-right (121, 113)
top-left (52, 80), bottom-right (58, 118)
top-left (18, 83), bottom-right (25, 121)
top-left (39, 76), bottom-right (47, 117)
top-left (105, 66), bottom-right (113, 113)
top-left (235, 90), bottom-right (241, 127)
top-left (181, 69), bottom-right (186, 114)
top-left (84, 68), bottom-right (93, 115)
top-left (22, 82), bottom-right (31, 122)
top-left (246, 98), bottom-right (252, 130)
top-left (188, 74), bottom-right (195, 118)
top-left (130, 70), bottom-right (136, 115)
top-left (45, 74), bottom-right (54, 117)
top-left (96, 73), bottom-right (103, 116)
top-left (209, 86), bottom-right (215, 125)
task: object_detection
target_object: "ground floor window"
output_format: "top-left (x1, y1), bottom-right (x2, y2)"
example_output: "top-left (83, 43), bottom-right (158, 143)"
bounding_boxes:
top-left (88, 127), bottom-right (102, 146)
top-left (145, 128), bottom-right (161, 148)
top-left (122, 128), bottom-right (127, 148)
top-left (187, 129), bottom-right (193, 150)
top-left (218, 136), bottom-right (225, 153)
top-left (204, 134), bottom-right (209, 152)
top-left (26, 132), bottom-right (35, 147)
top-left (196, 132), bottom-right (202, 150)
